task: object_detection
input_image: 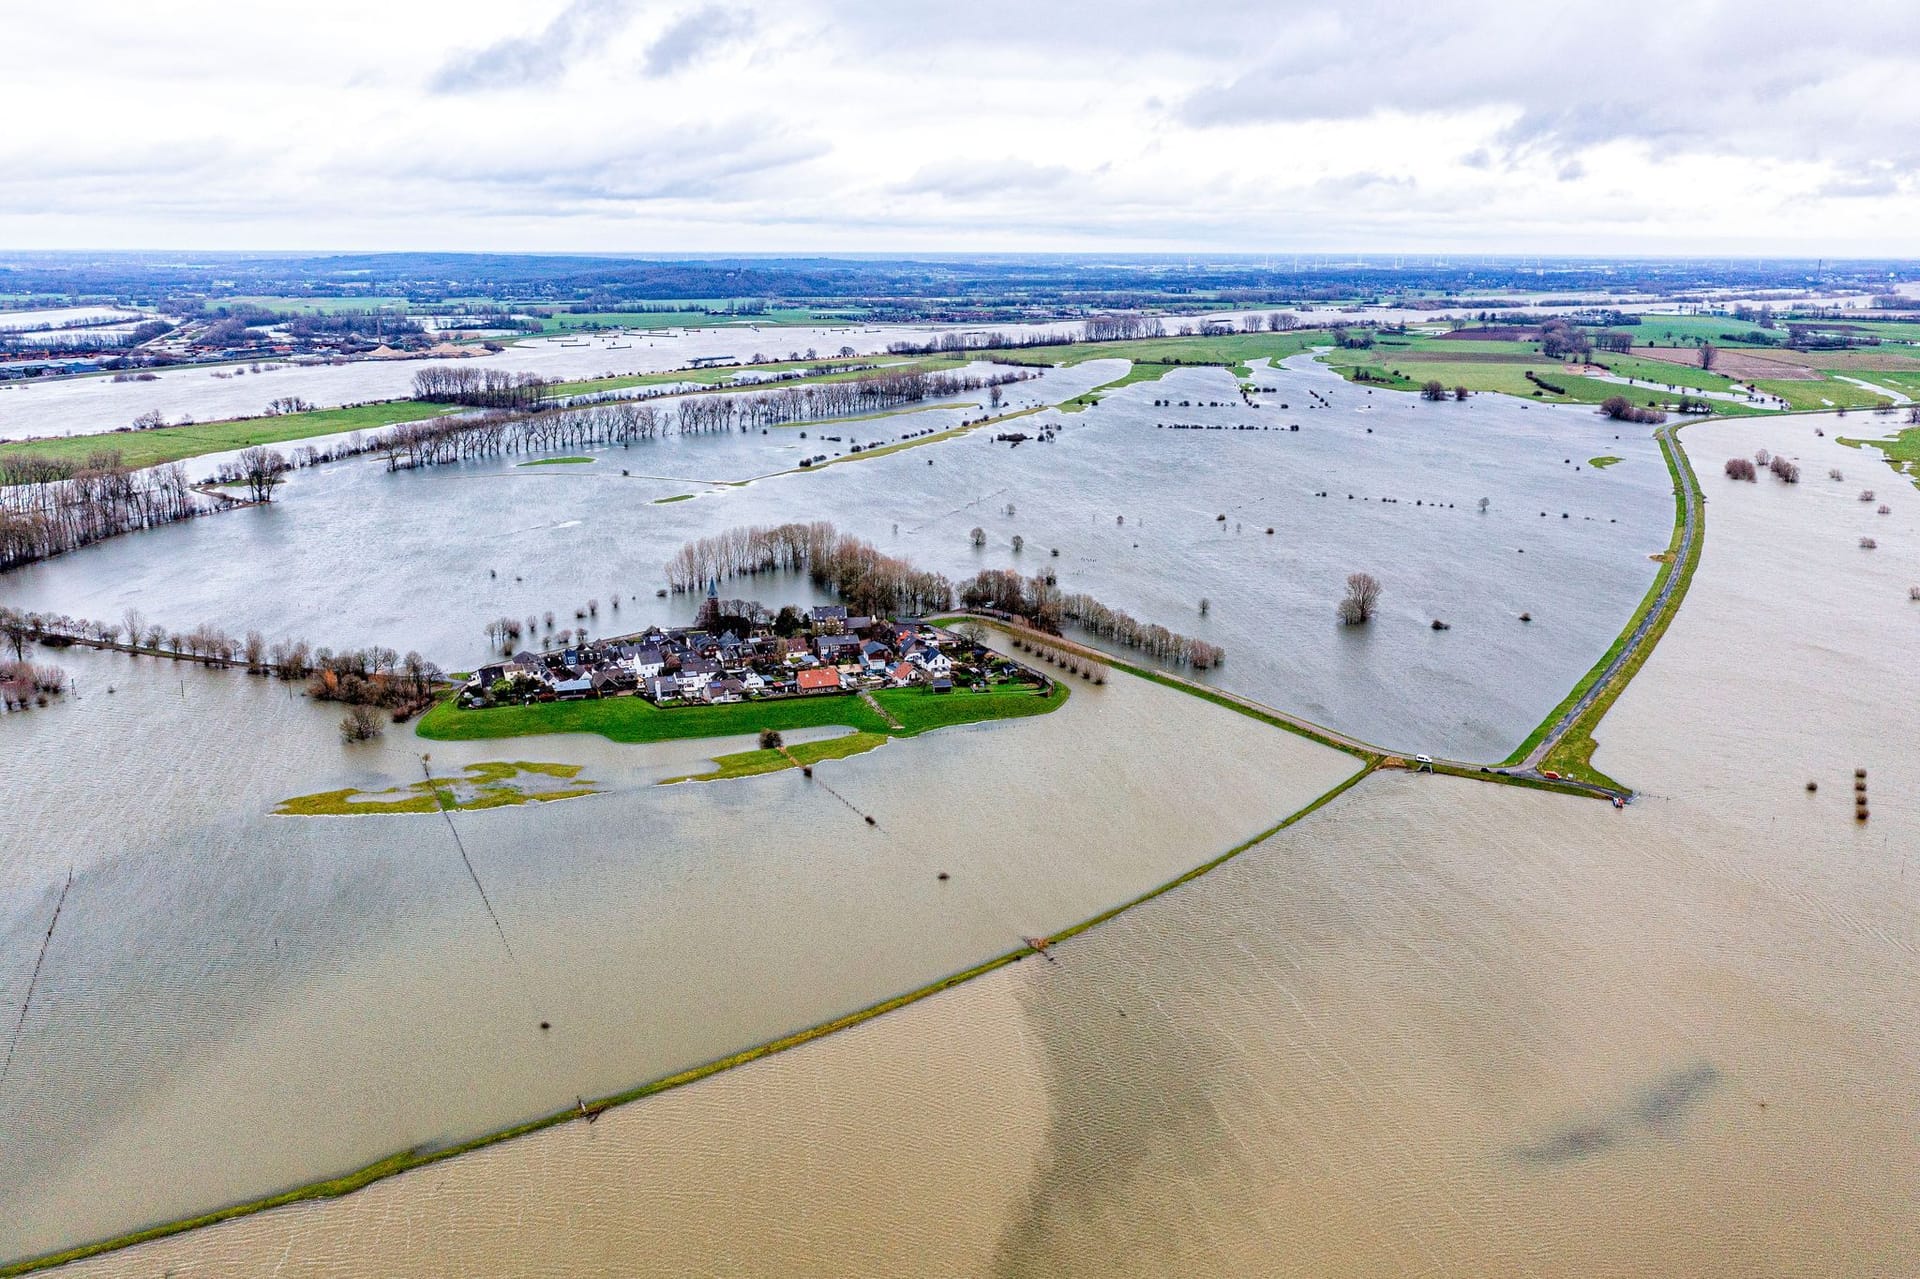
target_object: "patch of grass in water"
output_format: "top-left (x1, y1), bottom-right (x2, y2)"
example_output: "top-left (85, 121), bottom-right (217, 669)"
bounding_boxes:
top-left (1588, 455), bottom-right (1624, 468)
top-left (518, 456), bottom-right (593, 467)
top-left (275, 761), bottom-right (596, 815)
top-left (663, 731), bottom-right (889, 783)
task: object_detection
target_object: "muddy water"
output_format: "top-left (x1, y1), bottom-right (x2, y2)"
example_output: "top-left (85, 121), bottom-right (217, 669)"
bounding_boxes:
top-left (62, 414), bottom-right (1919, 1276)
top-left (2, 355), bottom-right (1670, 759)
top-left (0, 644), bottom-right (1357, 1262)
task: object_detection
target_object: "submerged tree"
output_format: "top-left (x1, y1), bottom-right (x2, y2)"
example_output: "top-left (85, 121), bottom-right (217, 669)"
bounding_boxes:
top-left (1337, 572), bottom-right (1382, 626)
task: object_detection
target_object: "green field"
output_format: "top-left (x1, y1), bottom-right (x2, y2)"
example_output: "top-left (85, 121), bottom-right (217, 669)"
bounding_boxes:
top-left (1837, 423), bottom-right (1920, 486)
top-left (1059, 361), bottom-right (1181, 411)
top-left (664, 731), bottom-right (891, 783)
top-left (515, 307), bottom-right (867, 339)
top-left (415, 682), bottom-right (1064, 745)
top-left (543, 355), bottom-right (963, 399)
top-left (275, 761), bottom-right (596, 815)
top-left (1750, 378), bottom-right (1892, 411)
top-left (518, 456), bottom-right (592, 466)
top-left (0, 400), bottom-right (455, 475)
top-left (981, 330), bottom-right (1332, 369)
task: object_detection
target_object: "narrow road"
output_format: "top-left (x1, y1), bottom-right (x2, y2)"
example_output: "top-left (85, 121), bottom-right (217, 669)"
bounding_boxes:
top-left (1516, 421), bottom-right (1698, 778)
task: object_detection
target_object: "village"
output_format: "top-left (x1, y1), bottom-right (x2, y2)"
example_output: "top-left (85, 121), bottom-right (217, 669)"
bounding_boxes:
top-left (459, 604), bottom-right (1042, 710)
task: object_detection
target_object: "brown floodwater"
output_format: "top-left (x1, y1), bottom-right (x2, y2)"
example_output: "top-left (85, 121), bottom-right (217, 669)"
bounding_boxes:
top-left (52, 415), bottom-right (1919, 1276)
top-left (0, 645), bottom-right (1356, 1263)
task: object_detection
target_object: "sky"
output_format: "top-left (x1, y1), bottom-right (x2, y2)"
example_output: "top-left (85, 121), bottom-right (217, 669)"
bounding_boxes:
top-left (6, 1), bottom-right (1920, 255)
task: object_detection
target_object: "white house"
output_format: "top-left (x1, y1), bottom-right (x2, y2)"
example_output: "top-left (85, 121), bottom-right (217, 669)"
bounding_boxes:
top-left (630, 646), bottom-right (665, 680)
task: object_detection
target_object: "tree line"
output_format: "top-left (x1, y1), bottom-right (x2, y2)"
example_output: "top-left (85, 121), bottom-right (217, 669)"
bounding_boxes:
top-left (0, 455), bottom-right (199, 571)
top-left (664, 521), bottom-right (955, 617)
top-left (411, 366), bottom-right (553, 408)
top-left (956, 569), bottom-right (1225, 669)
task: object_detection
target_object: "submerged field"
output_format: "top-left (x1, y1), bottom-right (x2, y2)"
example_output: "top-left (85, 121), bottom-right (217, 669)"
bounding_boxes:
top-left (38, 411), bottom-right (1920, 1279)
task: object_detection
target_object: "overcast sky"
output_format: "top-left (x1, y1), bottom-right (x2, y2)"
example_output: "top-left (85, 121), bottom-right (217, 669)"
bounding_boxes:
top-left (7, 1), bottom-right (1920, 255)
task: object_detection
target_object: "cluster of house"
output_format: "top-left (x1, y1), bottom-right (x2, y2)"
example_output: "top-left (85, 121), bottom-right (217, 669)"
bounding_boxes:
top-left (461, 605), bottom-right (998, 709)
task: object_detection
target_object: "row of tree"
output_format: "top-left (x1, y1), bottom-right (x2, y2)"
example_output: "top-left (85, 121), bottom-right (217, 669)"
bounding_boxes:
top-left (664, 521), bottom-right (955, 617)
top-left (410, 366), bottom-right (553, 408)
top-left (0, 456), bottom-right (200, 571)
top-left (954, 569), bottom-right (1224, 669)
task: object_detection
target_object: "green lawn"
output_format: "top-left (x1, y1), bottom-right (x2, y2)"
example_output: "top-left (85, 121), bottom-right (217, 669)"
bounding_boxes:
top-left (415, 682), bottom-right (1064, 745)
top-left (1589, 455), bottom-right (1623, 468)
top-left (0, 400), bottom-right (456, 476)
top-left (518, 456), bottom-right (592, 466)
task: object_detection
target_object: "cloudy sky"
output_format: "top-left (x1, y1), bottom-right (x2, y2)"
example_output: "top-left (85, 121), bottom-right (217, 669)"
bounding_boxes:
top-left (7, 1), bottom-right (1920, 254)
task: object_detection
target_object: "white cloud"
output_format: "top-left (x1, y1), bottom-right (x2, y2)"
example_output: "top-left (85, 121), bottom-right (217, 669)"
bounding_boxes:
top-left (1, 1), bottom-right (1918, 253)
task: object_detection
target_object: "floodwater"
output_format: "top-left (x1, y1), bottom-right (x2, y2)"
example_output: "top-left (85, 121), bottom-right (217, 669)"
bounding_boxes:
top-left (0, 321), bottom-right (1085, 442)
top-left (56, 414), bottom-right (1916, 1277)
top-left (2, 355), bottom-right (1671, 759)
top-left (0, 640), bottom-right (1359, 1262)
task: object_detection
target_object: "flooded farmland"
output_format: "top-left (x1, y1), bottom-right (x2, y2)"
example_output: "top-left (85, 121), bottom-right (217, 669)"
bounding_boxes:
top-left (49, 414), bottom-right (1916, 1279)
top-left (0, 636), bottom-right (1359, 1260)
top-left (1, 355), bottom-right (1671, 759)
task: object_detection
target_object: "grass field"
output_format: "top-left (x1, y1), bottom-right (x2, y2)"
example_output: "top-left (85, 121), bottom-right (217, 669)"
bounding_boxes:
top-left (1750, 378), bottom-right (1892, 411)
top-left (1060, 361), bottom-right (1180, 410)
top-left (415, 682), bottom-right (1063, 745)
top-left (275, 761), bottom-right (596, 815)
top-left (663, 731), bottom-right (891, 783)
top-left (0, 400), bottom-right (454, 475)
top-left (543, 355), bottom-right (964, 399)
top-left (1837, 423), bottom-right (1920, 486)
top-left (981, 330), bottom-right (1332, 369)
top-left (516, 307), bottom-right (867, 339)
top-left (518, 456), bottom-right (592, 466)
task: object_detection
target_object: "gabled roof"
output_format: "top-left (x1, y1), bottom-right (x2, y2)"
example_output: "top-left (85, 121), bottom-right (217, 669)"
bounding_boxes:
top-left (796, 668), bottom-right (841, 690)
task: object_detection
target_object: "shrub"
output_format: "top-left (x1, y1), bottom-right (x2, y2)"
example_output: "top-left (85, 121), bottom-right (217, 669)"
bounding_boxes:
top-left (340, 704), bottom-right (384, 742)
top-left (759, 728), bottom-right (783, 750)
top-left (1829, 468), bottom-right (1844, 481)
top-left (1859, 537), bottom-right (1878, 549)
top-left (1879, 504), bottom-right (1891, 515)
top-left (1769, 455), bottom-right (1800, 483)
top-left (1859, 490), bottom-right (1876, 502)
top-left (1725, 457), bottom-right (1757, 481)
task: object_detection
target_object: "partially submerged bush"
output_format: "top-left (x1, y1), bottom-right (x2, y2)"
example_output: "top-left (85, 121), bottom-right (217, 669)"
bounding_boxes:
top-left (1859, 489), bottom-right (1876, 502)
top-left (1829, 468), bottom-right (1845, 481)
top-left (759, 728), bottom-right (783, 750)
top-left (1860, 537), bottom-right (1878, 549)
top-left (340, 703), bottom-right (383, 742)
top-left (1769, 455), bottom-right (1800, 483)
top-left (1601, 394), bottom-right (1667, 425)
top-left (1725, 457), bottom-right (1757, 481)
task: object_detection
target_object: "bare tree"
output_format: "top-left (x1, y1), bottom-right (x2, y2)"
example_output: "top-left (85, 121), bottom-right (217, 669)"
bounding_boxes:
top-left (238, 446), bottom-right (290, 503)
top-left (1699, 342), bottom-right (1717, 372)
top-left (970, 526), bottom-right (986, 547)
top-left (1337, 572), bottom-right (1382, 626)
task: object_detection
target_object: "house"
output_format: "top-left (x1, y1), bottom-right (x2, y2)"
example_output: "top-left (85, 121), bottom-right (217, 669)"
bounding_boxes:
top-left (910, 648), bottom-right (953, 678)
top-left (889, 661), bottom-right (919, 687)
top-left (816, 633), bottom-right (862, 662)
top-left (796, 668), bottom-right (842, 695)
top-left (706, 677), bottom-right (748, 704)
top-left (645, 674), bottom-right (679, 702)
top-left (809, 605), bottom-right (848, 624)
top-left (630, 646), bottom-right (665, 680)
top-left (676, 657), bottom-right (719, 695)
top-left (553, 675), bottom-right (594, 700)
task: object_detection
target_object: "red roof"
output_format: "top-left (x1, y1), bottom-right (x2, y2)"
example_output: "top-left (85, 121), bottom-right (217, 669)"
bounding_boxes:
top-left (796, 668), bottom-right (841, 691)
